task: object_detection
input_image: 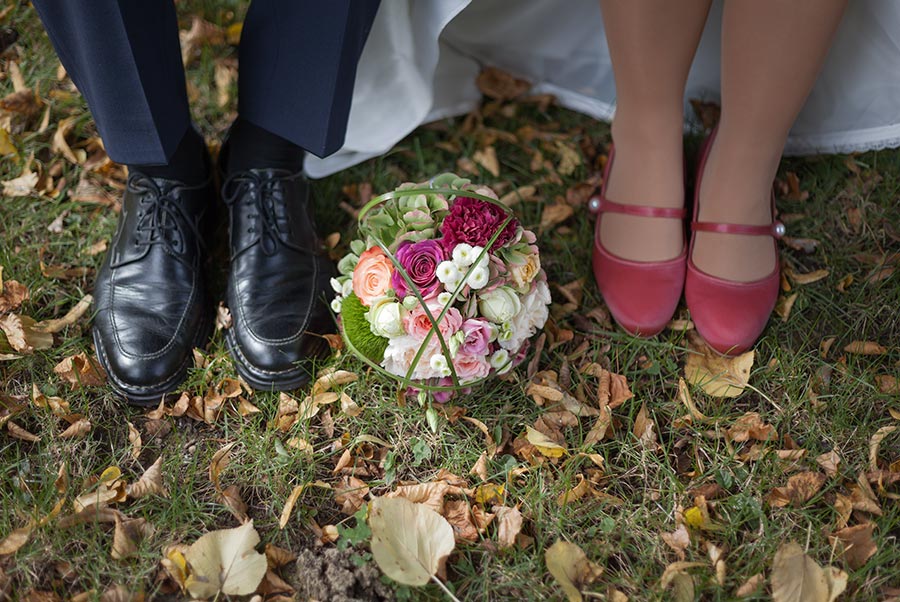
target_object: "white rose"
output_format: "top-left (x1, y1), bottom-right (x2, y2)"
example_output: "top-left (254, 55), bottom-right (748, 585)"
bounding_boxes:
top-left (452, 243), bottom-right (475, 267)
top-left (499, 280), bottom-right (550, 350)
top-left (510, 252), bottom-right (541, 290)
top-left (366, 297), bottom-right (405, 338)
top-left (466, 266), bottom-right (490, 290)
top-left (436, 260), bottom-right (460, 285)
top-left (479, 286), bottom-right (522, 324)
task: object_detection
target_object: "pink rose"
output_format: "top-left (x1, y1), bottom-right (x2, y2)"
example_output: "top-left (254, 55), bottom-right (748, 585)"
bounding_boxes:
top-left (404, 298), bottom-right (463, 341)
top-left (459, 319), bottom-right (493, 356)
top-left (452, 353), bottom-right (491, 383)
top-left (352, 247), bottom-right (394, 306)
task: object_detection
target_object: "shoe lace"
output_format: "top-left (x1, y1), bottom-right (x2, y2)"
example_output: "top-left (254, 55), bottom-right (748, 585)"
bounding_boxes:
top-left (127, 174), bottom-right (199, 257)
top-left (222, 171), bottom-right (291, 256)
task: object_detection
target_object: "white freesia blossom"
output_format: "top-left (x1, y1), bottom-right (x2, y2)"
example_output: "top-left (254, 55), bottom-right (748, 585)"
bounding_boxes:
top-left (436, 260), bottom-right (460, 284)
top-left (429, 354), bottom-right (452, 377)
top-left (366, 297), bottom-right (405, 338)
top-left (490, 348), bottom-right (512, 374)
top-left (479, 286), bottom-right (521, 324)
top-left (331, 297), bottom-right (343, 313)
top-left (330, 277), bottom-right (343, 294)
top-left (437, 292), bottom-right (453, 306)
top-left (451, 243), bottom-right (475, 267)
top-left (498, 280), bottom-right (551, 351)
top-left (465, 265), bottom-right (489, 290)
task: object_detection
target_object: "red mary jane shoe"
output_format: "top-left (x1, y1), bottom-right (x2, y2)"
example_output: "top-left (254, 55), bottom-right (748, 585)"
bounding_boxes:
top-left (590, 145), bottom-right (687, 337)
top-left (685, 130), bottom-right (785, 356)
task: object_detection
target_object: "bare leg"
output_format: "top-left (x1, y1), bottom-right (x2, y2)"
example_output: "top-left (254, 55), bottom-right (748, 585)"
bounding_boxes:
top-left (693, 0), bottom-right (847, 281)
top-left (599, 0), bottom-right (713, 262)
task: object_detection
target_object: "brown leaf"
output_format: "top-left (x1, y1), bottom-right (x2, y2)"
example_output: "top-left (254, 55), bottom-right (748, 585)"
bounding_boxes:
top-left (556, 474), bottom-right (592, 507)
top-left (492, 505), bottom-right (523, 549)
top-left (782, 236), bottom-right (820, 253)
top-left (33, 295), bottom-right (92, 334)
top-left (539, 202), bottom-right (574, 231)
top-left (2, 168), bottom-right (39, 197)
top-left (469, 451), bottom-right (489, 482)
top-left (0, 314), bottom-right (53, 353)
top-left (545, 540), bottom-right (603, 602)
top-left (876, 375), bottom-right (900, 394)
top-left (0, 526), bottom-right (32, 555)
top-left (775, 293), bottom-right (799, 322)
top-left (208, 442), bottom-right (235, 492)
top-left (219, 485), bottom-right (248, 523)
top-left (58, 418), bottom-right (91, 439)
top-left (869, 425), bottom-right (897, 471)
top-left (830, 523), bottom-right (877, 570)
top-left (111, 516), bottom-right (152, 560)
top-left (661, 525), bottom-right (691, 560)
top-left (473, 146), bottom-right (500, 177)
top-left (633, 402), bottom-right (658, 449)
top-left (52, 117), bottom-right (85, 165)
top-left (767, 471), bottom-right (826, 507)
top-left (6, 420), bottom-right (40, 442)
top-left (265, 544), bottom-right (297, 569)
top-left (126, 422), bottom-right (142, 461)
top-left (788, 268), bottom-right (829, 285)
top-left (127, 456), bottom-right (168, 499)
top-left (385, 481), bottom-right (450, 514)
top-left (53, 352), bottom-right (106, 388)
top-left (476, 67), bottom-right (530, 101)
top-left (0, 279), bottom-right (29, 313)
top-left (843, 340), bottom-right (887, 355)
top-left (735, 573), bottom-right (765, 598)
top-left (727, 412), bottom-right (777, 443)
top-left (334, 476), bottom-right (369, 515)
top-left (815, 450), bottom-right (841, 478)
top-left (443, 500), bottom-right (481, 543)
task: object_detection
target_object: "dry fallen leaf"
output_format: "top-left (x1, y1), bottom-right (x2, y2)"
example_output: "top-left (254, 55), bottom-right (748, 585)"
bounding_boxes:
top-left (53, 352), bottom-right (106, 388)
top-left (843, 340), bottom-right (887, 355)
top-left (869, 425), bottom-right (897, 472)
top-left (473, 146), bottom-right (500, 178)
top-left (816, 450), bottom-right (842, 478)
top-left (476, 67), bottom-right (530, 101)
top-left (182, 521), bottom-right (268, 598)
top-left (767, 472), bottom-right (826, 507)
top-left (771, 542), bottom-right (846, 602)
top-left (0, 314), bottom-right (53, 353)
top-left (545, 540), bottom-right (603, 602)
top-left (735, 573), bottom-right (765, 598)
top-left (111, 516), bottom-right (153, 561)
top-left (127, 456), bottom-right (168, 499)
top-left (525, 426), bottom-right (566, 458)
top-left (727, 412), bottom-right (777, 443)
top-left (830, 523), bottom-right (877, 570)
top-left (492, 505), bottom-right (523, 549)
top-left (368, 496), bottom-right (456, 587)
top-left (685, 345), bottom-right (754, 398)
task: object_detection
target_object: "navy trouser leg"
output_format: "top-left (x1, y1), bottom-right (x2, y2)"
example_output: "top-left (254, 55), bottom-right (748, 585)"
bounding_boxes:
top-left (31, 1), bottom-right (189, 165)
top-left (238, 0), bottom-right (381, 158)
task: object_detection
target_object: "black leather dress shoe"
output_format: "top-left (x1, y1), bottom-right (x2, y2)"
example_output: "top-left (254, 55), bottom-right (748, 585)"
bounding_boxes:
top-left (92, 172), bottom-right (214, 405)
top-left (221, 168), bottom-right (334, 391)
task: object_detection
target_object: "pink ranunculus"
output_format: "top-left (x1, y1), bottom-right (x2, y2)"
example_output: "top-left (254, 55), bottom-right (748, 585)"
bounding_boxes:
top-left (391, 239), bottom-right (446, 299)
top-left (441, 196), bottom-right (519, 252)
top-left (459, 319), bottom-right (493, 356)
top-left (404, 298), bottom-right (463, 341)
top-left (452, 353), bottom-right (491, 383)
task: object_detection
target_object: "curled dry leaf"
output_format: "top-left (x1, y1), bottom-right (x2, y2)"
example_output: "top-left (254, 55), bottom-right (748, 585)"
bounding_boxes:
top-left (127, 456), bottom-right (168, 499)
top-left (335, 476), bottom-right (370, 515)
top-left (0, 313), bottom-right (53, 353)
top-left (869, 425), bottom-right (897, 472)
top-left (875, 375), bottom-right (900, 394)
top-left (311, 369), bottom-right (357, 396)
top-left (53, 352), bottom-right (106, 388)
top-left (816, 450), bottom-right (842, 478)
top-left (830, 523), bottom-right (877, 570)
top-left (470, 451), bottom-right (489, 482)
top-left (476, 67), bottom-right (531, 101)
top-left (771, 542), bottom-right (846, 602)
top-left (461, 416), bottom-right (497, 457)
top-left (767, 471), bottom-right (826, 508)
top-left (209, 442), bottom-right (236, 492)
top-left (545, 540), bottom-right (603, 602)
top-left (473, 146), bottom-right (500, 178)
top-left (661, 525), bottom-right (691, 560)
top-left (727, 412), bottom-right (777, 443)
top-left (0, 278), bottom-right (29, 313)
top-left (182, 521), bottom-right (268, 598)
top-left (6, 421), bottom-right (40, 442)
top-left (368, 496), bottom-right (456, 587)
top-left (265, 544), bottom-right (297, 569)
top-left (126, 422), bottom-right (141, 461)
top-left (384, 481), bottom-right (450, 515)
top-left (735, 573), bottom-right (765, 598)
top-left (633, 402), bottom-right (659, 450)
top-left (685, 345), bottom-right (754, 398)
top-left (492, 505), bottom-right (523, 549)
top-left (59, 418), bottom-right (91, 440)
top-left (525, 426), bottom-right (566, 458)
top-left (111, 517), bottom-right (153, 560)
top-left (843, 340), bottom-right (887, 355)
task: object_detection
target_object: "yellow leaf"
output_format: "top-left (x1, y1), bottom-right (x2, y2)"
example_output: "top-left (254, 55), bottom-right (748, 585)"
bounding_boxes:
top-left (100, 466), bottom-right (122, 483)
top-left (525, 426), bottom-right (566, 458)
top-left (683, 506), bottom-right (705, 530)
top-left (368, 496), bottom-right (456, 587)
top-left (684, 347), bottom-right (754, 398)
top-left (474, 483), bottom-right (504, 507)
top-left (183, 521), bottom-right (268, 598)
top-left (545, 540), bottom-right (603, 602)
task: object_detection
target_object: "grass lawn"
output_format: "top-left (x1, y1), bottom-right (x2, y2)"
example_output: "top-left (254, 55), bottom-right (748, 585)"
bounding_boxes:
top-left (2, 2), bottom-right (899, 601)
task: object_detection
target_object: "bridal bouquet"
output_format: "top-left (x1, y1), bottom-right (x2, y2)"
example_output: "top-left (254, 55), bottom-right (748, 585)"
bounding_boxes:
top-left (332, 173), bottom-right (550, 409)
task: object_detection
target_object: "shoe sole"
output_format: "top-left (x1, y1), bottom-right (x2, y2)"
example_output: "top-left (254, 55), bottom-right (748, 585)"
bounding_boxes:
top-left (93, 311), bottom-right (214, 407)
top-left (224, 328), bottom-right (314, 392)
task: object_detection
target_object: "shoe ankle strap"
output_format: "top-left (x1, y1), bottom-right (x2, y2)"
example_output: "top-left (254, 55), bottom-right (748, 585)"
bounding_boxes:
top-left (692, 220), bottom-right (786, 239)
top-left (588, 196), bottom-right (686, 219)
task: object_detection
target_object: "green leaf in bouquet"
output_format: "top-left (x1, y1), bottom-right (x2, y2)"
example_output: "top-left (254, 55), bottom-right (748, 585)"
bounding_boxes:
top-left (350, 239), bottom-right (367, 256)
top-left (341, 293), bottom-right (389, 363)
top-left (337, 253), bottom-right (359, 276)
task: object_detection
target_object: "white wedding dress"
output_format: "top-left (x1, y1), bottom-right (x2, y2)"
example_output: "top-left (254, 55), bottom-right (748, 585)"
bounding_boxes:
top-left (305, 0), bottom-right (900, 178)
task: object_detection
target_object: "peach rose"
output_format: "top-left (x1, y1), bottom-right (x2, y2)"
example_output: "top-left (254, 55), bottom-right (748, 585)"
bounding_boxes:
top-left (352, 247), bottom-right (394, 306)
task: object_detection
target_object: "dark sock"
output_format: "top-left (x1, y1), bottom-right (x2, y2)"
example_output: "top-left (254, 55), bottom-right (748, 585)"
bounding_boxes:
top-left (129, 126), bottom-right (208, 186)
top-left (226, 117), bottom-right (305, 173)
